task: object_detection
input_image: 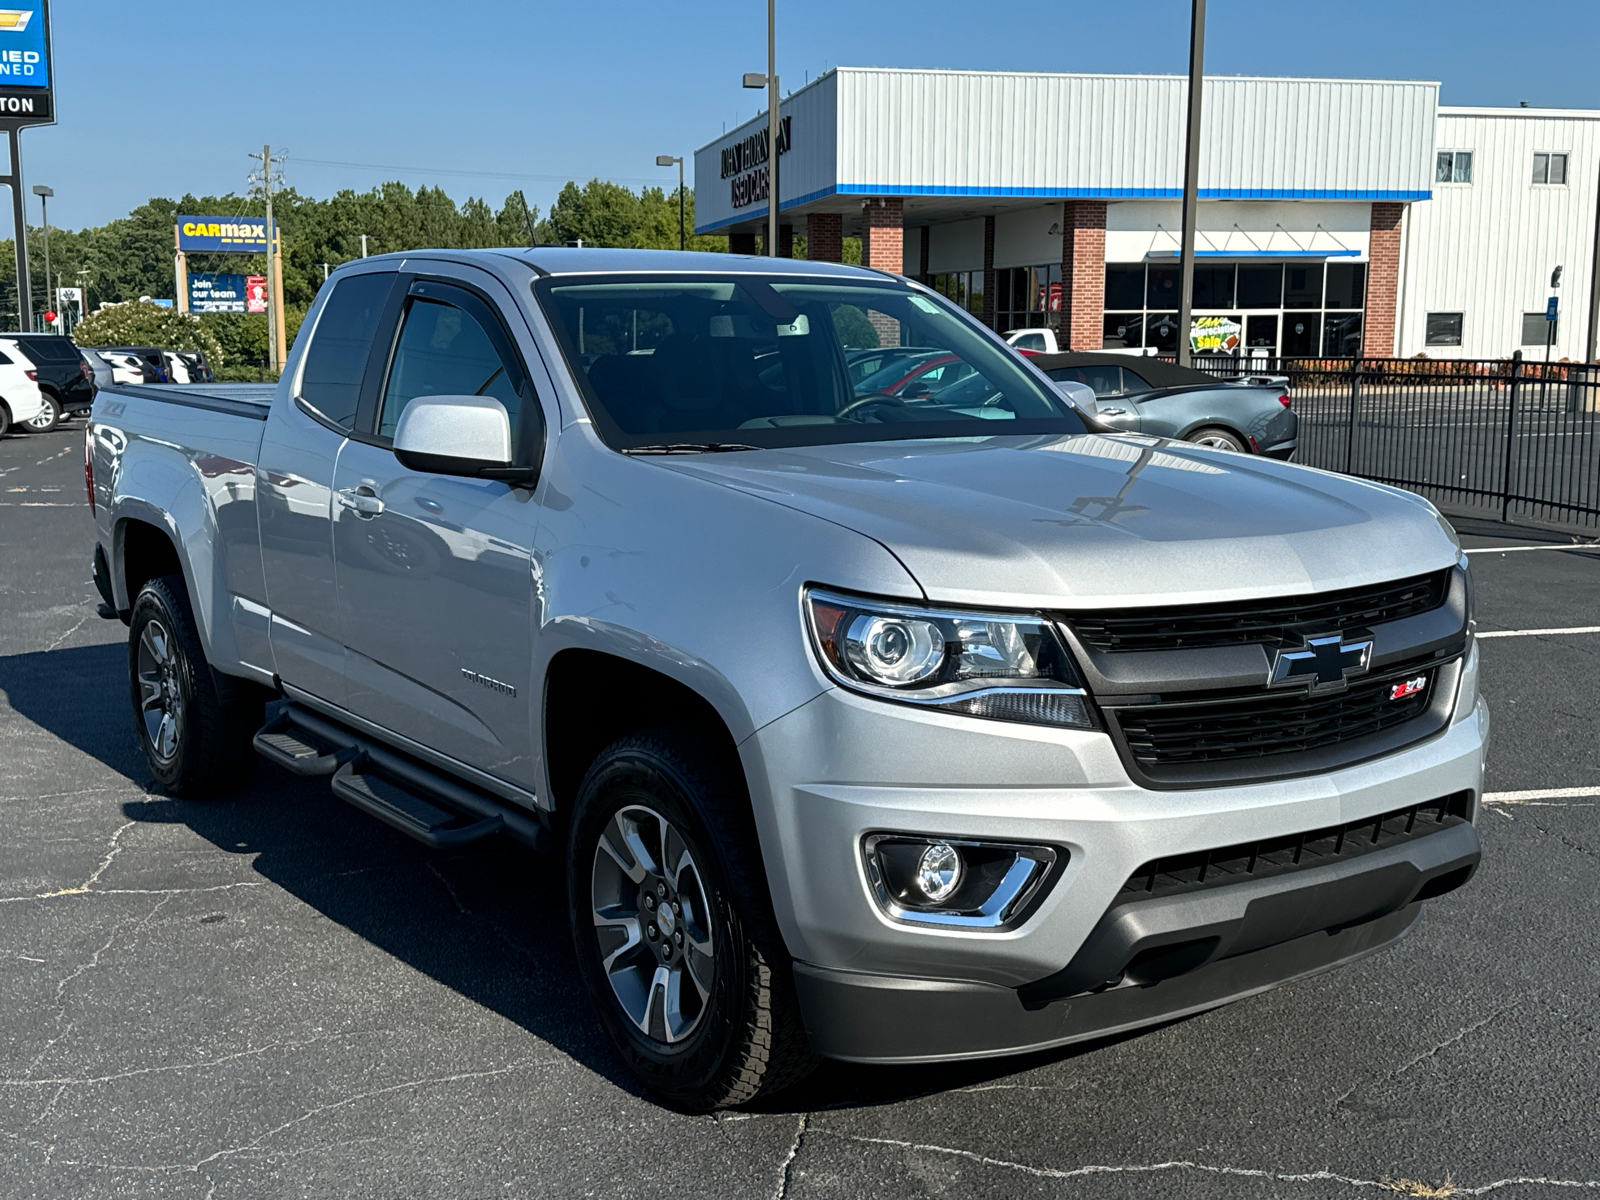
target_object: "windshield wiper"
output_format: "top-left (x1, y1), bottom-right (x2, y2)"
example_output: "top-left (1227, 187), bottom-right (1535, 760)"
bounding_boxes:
top-left (621, 442), bottom-right (765, 455)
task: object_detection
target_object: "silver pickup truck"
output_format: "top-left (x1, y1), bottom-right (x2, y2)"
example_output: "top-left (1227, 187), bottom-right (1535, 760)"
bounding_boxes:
top-left (86, 249), bottom-right (1487, 1111)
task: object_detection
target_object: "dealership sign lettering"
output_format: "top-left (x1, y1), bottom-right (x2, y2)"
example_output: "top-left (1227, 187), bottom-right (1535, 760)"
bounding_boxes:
top-left (721, 116), bottom-right (791, 210)
top-left (177, 217), bottom-right (270, 253)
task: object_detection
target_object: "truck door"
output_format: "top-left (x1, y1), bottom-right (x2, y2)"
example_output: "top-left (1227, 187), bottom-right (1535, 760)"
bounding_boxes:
top-left (329, 275), bottom-right (539, 787)
top-left (258, 268), bottom-right (401, 704)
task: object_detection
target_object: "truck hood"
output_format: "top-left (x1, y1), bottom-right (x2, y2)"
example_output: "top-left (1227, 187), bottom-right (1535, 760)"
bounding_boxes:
top-left (657, 433), bottom-right (1459, 609)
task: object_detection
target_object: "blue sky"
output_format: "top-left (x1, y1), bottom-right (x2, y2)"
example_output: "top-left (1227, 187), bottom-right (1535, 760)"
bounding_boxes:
top-left (24, 0), bottom-right (1600, 232)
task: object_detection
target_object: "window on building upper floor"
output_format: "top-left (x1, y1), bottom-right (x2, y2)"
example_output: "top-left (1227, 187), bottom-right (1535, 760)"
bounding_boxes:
top-left (1532, 152), bottom-right (1569, 186)
top-left (1436, 151), bottom-right (1473, 184)
top-left (1522, 312), bottom-right (1557, 345)
top-left (1425, 313), bottom-right (1464, 347)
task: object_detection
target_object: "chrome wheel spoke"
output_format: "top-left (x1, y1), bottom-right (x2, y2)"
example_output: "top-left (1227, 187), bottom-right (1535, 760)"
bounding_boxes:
top-left (593, 907), bottom-right (642, 974)
top-left (137, 672), bottom-right (164, 711)
top-left (643, 964), bottom-right (673, 1040)
top-left (685, 944), bottom-right (713, 1003)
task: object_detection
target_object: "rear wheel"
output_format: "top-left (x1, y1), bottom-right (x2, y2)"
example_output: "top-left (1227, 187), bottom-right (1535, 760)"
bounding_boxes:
top-left (22, 394), bottom-right (60, 433)
top-left (1186, 426), bottom-right (1247, 452)
top-left (568, 726), bottom-right (816, 1111)
top-left (0, 402), bottom-right (11, 438)
top-left (129, 575), bottom-right (263, 796)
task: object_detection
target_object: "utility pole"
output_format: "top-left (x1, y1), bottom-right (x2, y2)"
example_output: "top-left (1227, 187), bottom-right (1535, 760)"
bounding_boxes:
top-left (515, 190), bottom-right (537, 247)
top-left (321, 262), bottom-right (329, 283)
top-left (248, 144), bottom-right (288, 372)
top-left (1176, 0), bottom-right (1206, 367)
top-left (32, 184), bottom-right (50, 326)
top-left (360, 233), bottom-right (368, 258)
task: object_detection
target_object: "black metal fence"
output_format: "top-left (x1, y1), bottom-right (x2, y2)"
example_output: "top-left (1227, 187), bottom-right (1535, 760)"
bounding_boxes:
top-left (1172, 353), bottom-right (1600, 530)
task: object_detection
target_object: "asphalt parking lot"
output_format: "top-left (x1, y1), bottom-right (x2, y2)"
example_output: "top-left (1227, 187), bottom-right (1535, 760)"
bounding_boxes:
top-left (2, 424), bottom-right (1598, 1199)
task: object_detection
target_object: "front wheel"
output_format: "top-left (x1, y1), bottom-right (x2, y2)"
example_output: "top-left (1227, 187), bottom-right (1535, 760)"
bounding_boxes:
top-left (1186, 426), bottom-right (1247, 452)
top-left (567, 727), bottom-right (816, 1111)
top-left (22, 394), bottom-right (60, 433)
top-left (129, 575), bottom-right (263, 796)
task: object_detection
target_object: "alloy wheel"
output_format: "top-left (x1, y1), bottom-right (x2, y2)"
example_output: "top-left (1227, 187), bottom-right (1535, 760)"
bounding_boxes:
top-left (135, 618), bottom-right (183, 764)
top-left (591, 804), bottom-right (715, 1045)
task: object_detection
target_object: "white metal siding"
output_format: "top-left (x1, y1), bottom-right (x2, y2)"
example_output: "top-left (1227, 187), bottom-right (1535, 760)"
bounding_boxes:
top-left (1398, 110), bottom-right (1600, 358)
top-left (832, 69), bottom-right (1436, 200)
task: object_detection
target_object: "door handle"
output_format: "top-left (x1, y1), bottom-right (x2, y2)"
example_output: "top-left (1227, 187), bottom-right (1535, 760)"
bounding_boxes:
top-left (337, 487), bottom-right (385, 517)
top-left (1097, 407), bottom-right (1129, 417)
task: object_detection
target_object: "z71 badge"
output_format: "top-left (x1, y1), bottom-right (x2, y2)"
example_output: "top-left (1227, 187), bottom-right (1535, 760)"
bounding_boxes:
top-left (1390, 675), bottom-right (1428, 701)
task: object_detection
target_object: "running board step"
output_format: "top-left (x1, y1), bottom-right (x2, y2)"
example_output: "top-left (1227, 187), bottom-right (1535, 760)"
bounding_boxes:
top-left (252, 702), bottom-right (546, 853)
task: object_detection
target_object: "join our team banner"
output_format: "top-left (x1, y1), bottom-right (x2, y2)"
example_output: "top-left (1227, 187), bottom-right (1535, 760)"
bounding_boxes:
top-left (177, 216), bottom-right (270, 254)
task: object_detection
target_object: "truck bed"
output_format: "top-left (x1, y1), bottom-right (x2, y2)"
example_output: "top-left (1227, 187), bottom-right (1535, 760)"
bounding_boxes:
top-left (100, 382), bottom-right (276, 420)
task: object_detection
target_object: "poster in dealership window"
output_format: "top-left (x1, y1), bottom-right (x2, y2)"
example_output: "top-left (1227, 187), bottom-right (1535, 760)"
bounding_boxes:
top-left (1191, 315), bottom-right (1241, 355)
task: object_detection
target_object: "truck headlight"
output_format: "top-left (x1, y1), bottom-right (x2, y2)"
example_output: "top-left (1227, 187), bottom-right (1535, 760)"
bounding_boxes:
top-left (805, 587), bottom-right (1095, 729)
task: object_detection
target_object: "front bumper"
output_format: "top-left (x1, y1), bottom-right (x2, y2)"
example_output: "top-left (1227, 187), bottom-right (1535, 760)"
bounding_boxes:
top-left (743, 659), bottom-right (1487, 1063)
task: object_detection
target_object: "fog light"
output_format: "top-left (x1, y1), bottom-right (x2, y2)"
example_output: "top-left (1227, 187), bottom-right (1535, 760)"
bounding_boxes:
top-left (914, 842), bottom-right (963, 903)
top-left (864, 834), bottom-right (1064, 930)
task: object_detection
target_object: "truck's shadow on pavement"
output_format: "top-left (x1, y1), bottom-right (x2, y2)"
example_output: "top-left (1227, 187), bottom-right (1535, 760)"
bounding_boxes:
top-left (0, 641), bottom-right (1144, 1112)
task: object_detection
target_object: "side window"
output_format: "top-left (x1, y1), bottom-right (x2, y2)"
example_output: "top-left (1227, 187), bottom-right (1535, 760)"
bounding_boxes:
top-left (1121, 368), bottom-right (1151, 392)
top-left (378, 298), bottom-right (522, 440)
top-left (298, 272), bottom-right (395, 430)
top-left (0, 350), bottom-right (12, 365)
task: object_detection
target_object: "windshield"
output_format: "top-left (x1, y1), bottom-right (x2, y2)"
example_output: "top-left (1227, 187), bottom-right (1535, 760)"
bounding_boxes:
top-left (534, 273), bottom-right (1088, 450)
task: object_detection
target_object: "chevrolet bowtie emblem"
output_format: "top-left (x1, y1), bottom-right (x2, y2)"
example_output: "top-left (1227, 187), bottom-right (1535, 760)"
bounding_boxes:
top-left (1270, 633), bottom-right (1373, 693)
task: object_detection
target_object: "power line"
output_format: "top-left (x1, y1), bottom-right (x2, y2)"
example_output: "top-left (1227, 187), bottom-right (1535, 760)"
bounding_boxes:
top-left (290, 156), bottom-right (664, 186)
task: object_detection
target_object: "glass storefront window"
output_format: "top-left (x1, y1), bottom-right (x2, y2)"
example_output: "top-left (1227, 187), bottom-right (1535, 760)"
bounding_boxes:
top-left (1102, 313), bottom-right (1143, 349)
top-left (1146, 312), bottom-right (1180, 353)
top-left (1192, 264), bottom-right (1235, 309)
top-left (1147, 265), bottom-right (1180, 309)
top-left (1237, 264), bottom-right (1283, 309)
top-left (1324, 263), bottom-right (1366, 310)
top-left (1283, 313), bottom-right (1321, 355)
top-left (1283, 264), bottom-right (1324, 310)
top-left (1323, 313), bottom-right (1363, 356)
top-left (1105, 264), bottom-right (1144, 310)
top-left (1246, 314), bottom-right (1278, 348)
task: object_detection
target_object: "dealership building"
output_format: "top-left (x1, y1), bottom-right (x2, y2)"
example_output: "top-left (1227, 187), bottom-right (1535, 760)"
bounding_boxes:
top-left (694, 69), bottom-right (1600, 361)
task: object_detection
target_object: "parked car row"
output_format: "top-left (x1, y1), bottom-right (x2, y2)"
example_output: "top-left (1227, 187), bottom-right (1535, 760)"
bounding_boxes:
top-left (0, 336), bottom-right (214, 437)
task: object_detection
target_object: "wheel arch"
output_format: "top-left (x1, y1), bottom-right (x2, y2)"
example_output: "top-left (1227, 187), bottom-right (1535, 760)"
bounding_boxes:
top-left (543, 648), bottom-right (748, 821)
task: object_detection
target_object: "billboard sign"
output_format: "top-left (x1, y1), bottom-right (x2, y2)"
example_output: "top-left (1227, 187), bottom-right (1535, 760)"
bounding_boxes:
top-left (245, 275), bottom-right (268, 314)
top-left (189, 272), bottom-right (248, 314)
top-left (0, 0), bottom-right (51, 124)
top-left (177, 217), bottom-right (270, 253)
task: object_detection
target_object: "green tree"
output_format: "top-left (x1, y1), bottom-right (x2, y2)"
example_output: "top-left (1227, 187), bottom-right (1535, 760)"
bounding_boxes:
top-left (72, 301), bottom-right (225, 363)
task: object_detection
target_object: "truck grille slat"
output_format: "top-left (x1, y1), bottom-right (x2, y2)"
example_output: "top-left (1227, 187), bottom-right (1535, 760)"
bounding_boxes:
top-left (1066, 570), bottom-right (1450, 653)
top-left (1113, 663), bottom-right (1436, 766)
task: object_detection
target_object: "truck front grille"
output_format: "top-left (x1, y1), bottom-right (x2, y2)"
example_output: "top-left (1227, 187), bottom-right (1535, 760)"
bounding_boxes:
top-left (1105, 655), bottom-right (1447, 781)
top-left (1119, 791), bottom-right (1474, 901)
top-left (1065, 569), bottom-right (1450, 653)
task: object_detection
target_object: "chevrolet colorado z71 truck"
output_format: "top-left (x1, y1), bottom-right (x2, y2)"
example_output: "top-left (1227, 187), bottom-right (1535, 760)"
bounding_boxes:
top-left (86, 249), bottom-right (1487, 1111)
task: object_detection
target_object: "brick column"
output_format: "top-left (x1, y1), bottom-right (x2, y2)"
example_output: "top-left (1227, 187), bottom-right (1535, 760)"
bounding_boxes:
top-left (777, 223), bottom-right (794, 259)
top-left (806, 211), bottom-right (841, 262)
top-left (728, 230), bottom-right (757, 256)
top-left (861, 198), bottom-right (904, 273)
top-left (981, 216), bottom-right (996, 328)
top-left (1366, 202), bottom-right (1404, 358)
top-left (1059, 200), bottom-right (1107, 351)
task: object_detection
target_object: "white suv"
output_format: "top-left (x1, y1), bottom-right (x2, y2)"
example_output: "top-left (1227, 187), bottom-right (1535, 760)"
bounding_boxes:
top-left (0, 337), bottom-right (49, 436)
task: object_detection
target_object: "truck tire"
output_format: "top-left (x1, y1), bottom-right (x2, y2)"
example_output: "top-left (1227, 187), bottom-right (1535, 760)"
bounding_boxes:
top-left (567, 726), bottom-right (817, 1111)
top-left (21, 393), bottom-right (61, 433)
top-left (128, 574), bottom-right (263, 796)
top-left (1186, 426), bottom-right (1247, 452)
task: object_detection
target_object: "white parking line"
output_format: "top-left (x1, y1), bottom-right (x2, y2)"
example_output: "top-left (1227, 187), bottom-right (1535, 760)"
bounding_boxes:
top-left (1463, 543), bottom-right (1600, 554)
top-left (1477, 625), bottom-right (1600, 638)
top-left (1483, 786), bottom-right (1600, 804)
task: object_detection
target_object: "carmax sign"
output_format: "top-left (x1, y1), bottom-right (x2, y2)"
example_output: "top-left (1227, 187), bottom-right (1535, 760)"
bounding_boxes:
top-left (177, 217), bottom-right (270, 253)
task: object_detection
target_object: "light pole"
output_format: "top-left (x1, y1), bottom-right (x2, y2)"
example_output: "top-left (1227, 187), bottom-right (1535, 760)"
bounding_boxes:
top-left (656, 155), bottom-right (685, 250)
top-left (742, 0), bottom-right (779, 256)
top-left (31, 183), bottom-right (50, 327)
top-left (1176, 0), bottom-right (1206, 366)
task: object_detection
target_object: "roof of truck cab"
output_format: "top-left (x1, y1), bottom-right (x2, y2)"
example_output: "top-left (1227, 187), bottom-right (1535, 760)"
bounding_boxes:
top-left (357, 246), bottom-right (893, 280)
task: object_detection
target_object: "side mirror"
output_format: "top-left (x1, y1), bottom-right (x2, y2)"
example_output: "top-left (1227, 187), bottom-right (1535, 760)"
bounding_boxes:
top-left (1052, 380), bottom-right (1098, 416)
top-left (393, 394), bottom-right (534, 485)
